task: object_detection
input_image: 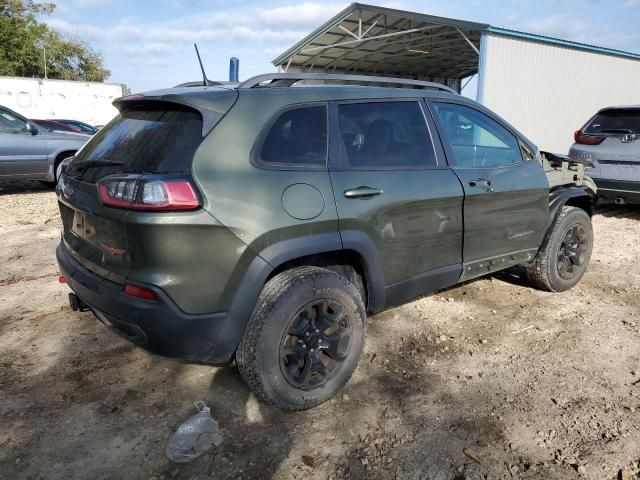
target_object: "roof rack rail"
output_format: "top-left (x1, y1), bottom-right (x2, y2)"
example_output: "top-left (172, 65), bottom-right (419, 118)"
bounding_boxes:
top-left (174, 80), bottom-right (239, 88)
top-left (237, 73), bottom-right (458, 94)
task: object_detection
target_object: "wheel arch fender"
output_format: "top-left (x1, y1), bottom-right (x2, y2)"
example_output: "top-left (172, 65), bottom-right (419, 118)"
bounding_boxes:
top-left (47, 149), bottom-right (77, 181)
top-left (338, 230), bottom-right (385, 313)
top-left (219, 231), bottom-right (386, 362)
top-left (256, 230), bottom-right (386, 314)
top-left (542, 186), bottom-right (595, 250)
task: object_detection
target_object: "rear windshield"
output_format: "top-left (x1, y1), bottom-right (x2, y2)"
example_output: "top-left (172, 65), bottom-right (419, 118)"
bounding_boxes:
top-left (585, 109), bottom-right (640, 135)
top-left (67, 107), bottom-right (203, 182)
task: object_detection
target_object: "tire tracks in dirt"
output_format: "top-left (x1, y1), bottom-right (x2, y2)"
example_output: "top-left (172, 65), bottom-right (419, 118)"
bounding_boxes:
top-left (0, 271), bottom-right (60, 287)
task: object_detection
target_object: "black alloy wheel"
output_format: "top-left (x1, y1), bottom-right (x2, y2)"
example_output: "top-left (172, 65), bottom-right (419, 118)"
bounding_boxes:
top-left (279, 299), bottom-right (352, 390)
top-left (557, 224), bottom-right (588, 280)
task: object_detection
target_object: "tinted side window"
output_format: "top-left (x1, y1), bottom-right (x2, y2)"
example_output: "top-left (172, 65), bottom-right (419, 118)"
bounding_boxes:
top-left (433, 103), bottom-right (522, 168)
top-left (0, 108), bottom-right (27, 133)
top-left (260, 106), bottom-right (327, 166)
top-left (337, 102), bottom-right (436, 169)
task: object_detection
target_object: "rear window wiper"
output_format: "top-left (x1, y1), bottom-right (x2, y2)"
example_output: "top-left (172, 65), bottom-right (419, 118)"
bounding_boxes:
top-left (71, 160), bottom-right (125, 171)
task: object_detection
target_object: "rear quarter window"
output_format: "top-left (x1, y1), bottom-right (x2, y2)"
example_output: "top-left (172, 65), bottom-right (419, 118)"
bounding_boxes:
top-left (257, 105), bottom-right (328, 167)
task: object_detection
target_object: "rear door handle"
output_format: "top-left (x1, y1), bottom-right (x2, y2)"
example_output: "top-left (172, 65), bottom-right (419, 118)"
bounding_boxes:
top-left (344, 186), bottom-right (383, 199)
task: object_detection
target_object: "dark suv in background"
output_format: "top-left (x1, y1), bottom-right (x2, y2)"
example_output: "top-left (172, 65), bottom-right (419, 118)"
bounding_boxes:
top-left (571, 105), bottom-right (640, 205)
top-left (56, 73), bottom-right (596, 410)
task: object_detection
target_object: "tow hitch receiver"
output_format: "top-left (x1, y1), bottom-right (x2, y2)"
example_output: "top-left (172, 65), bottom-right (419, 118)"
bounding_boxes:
top-left (69, 293), bottom-right (89, 312)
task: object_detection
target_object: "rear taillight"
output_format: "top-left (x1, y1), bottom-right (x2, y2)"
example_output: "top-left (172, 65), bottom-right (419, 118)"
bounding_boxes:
top-left (123, 283), bottom-right (158, 301)
top-left (98, 176), bottom-right (200, 211)
top-left (574, 130), bottom-right (605, 145)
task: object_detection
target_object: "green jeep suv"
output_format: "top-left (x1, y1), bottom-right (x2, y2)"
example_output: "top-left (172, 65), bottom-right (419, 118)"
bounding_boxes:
top-left (56, 73), bottom-right (595, 410)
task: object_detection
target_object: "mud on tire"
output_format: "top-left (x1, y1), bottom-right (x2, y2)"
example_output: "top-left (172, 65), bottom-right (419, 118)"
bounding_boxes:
top-left (526, 206), bottom-right (593, 292)
top-left (236, 266), bottom-right (366, 411)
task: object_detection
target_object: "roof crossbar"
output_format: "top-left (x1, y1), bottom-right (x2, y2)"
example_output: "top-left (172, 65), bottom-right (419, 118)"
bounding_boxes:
top-left (237, 72), bottom-right (458, 94)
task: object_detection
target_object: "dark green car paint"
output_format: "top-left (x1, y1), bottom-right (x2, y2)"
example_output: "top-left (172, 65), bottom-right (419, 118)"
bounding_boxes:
top-left (329, 169), bottom-right (464, 284)
top-left (56, 82), bottom-right (593, 364)
top-left (452, 162), bottom-right (549, 263)
top-left (124, 209), bottom-right (251, 315)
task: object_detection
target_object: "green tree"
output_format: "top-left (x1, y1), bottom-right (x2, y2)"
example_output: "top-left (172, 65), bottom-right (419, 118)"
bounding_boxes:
top-left (0, 0), bottom-right (110, 81)
top-left (120, 83), bottom-right (132, 95)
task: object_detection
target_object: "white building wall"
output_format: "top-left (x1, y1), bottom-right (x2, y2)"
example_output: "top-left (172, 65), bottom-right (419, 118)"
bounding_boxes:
top-left (480, 34), bottom-right (640, 153)
top-left (0, 77), bottom-right (122, 126)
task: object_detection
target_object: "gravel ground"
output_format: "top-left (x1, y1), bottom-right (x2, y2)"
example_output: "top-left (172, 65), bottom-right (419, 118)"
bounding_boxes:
top-left (1, 180), bottom-right (640, 480)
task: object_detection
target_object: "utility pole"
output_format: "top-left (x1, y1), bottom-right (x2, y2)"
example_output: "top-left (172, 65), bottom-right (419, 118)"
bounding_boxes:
top-left (43, 45), bottom-right (47, 79)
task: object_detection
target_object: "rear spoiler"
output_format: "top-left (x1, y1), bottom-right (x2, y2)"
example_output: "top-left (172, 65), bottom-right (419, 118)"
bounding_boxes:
top-left (113, 90), bottom-right (238, 137)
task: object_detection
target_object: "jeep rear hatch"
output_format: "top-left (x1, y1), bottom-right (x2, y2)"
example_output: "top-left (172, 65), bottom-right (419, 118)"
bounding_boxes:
top-left (66, 105), bottom-right (204, 183)
top-left (58, 90), bottom-right (235, 284)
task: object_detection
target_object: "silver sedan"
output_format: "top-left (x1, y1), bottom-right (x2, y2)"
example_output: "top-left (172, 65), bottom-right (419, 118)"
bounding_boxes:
top-left (0, 104), bottom-right (89, 185)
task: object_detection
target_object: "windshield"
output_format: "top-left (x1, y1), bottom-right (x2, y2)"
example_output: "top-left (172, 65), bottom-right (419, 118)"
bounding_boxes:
top-left (585, 109), bottom-right (640, 135)
top-left (66, 106), bottom-right (203, 182)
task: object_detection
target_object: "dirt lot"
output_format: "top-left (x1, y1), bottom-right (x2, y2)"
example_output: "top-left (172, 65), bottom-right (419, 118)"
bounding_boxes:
top-left (1, 181), bottom-right (640, 480)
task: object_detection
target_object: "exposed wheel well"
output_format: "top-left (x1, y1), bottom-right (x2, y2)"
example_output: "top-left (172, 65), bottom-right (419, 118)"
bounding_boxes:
top-left (55, 150), bottom-right (77, 166)
top-left (565, 195), bottom-right (594, 216)
top-left (53, 151), bottom-right (77, 178)
top-left (541, 192), bottom-right (595, 253)
top-left (267, 250), bottom-right (370, 311)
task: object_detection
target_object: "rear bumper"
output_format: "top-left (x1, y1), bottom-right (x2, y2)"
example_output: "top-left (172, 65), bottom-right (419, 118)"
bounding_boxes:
top-left (593, 178), bottom-right (640, 204)
top-left (56, 242), bottom-right (235, 364)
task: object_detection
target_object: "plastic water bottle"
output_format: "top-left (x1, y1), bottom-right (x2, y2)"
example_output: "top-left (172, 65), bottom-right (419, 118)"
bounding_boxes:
top-left (166, 401), bottom-right (223, 463)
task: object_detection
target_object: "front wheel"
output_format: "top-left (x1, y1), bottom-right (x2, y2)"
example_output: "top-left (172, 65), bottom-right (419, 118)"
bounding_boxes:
top-left (526, 206), bottom-right (593, 292)
top-left (236, 266), bottom-right (366, 411)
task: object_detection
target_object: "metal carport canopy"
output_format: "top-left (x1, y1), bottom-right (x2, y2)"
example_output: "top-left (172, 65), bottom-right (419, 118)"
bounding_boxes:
top-left (272, 3), bottom-right (489, 91)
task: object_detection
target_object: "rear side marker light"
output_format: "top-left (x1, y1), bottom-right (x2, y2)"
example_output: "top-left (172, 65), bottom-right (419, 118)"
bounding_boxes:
top-left (98, 177), bottom-right (200, 211)
top-left (58, 275), bottom-right (66, 284)
top-left (574, 130), bottom-right (605, 145)
top-left (124, 284), bottom-right (158, 301)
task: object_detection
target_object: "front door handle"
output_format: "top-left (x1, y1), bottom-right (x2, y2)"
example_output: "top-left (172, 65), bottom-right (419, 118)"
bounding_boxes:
top-left (468, 178), bottom-right (494, 192)
top-left (344, 186), bottom-right (383, 199)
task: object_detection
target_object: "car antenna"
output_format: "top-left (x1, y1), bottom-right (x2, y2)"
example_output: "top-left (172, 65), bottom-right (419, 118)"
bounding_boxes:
top-left (194, 43), bottom-right (210, 86)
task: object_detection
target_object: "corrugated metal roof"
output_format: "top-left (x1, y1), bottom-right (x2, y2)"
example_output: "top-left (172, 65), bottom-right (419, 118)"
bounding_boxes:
top-left (272, 3), bottom-right (488, 90)
top-left (272, 2), bottom-right (640, 86)
top-left (272, 3), bottom-right (489, 66)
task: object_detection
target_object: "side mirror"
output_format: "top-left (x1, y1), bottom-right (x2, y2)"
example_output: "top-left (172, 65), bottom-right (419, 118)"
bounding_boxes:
top-left (25, 123), bottom-right (39, 135)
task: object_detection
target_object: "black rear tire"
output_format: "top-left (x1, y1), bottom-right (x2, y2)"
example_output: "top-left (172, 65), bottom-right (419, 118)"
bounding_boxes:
top-left (236, 266), bottom-right (366, 411)
top-left (526, 206), bottom-right (593, 292)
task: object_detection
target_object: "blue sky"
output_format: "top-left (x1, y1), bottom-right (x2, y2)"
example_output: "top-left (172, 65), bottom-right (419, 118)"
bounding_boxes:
top-left (46, 0), bottom-right (640, 93)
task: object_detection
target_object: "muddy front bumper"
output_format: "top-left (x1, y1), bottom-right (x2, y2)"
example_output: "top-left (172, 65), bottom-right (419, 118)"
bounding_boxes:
top-left (56, 242), bottom-right (234, 364)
